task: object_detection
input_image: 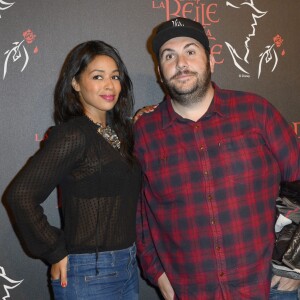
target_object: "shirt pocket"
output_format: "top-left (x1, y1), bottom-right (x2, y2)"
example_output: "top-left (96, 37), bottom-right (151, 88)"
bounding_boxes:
top-left (144, 147), bottom-right (188, 205)
top-left (219, 131), bottom-right (277, 181)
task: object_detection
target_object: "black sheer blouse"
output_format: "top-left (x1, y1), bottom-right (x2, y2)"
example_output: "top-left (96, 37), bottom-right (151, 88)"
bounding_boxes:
top-left (6, 116), bottom-right (141, 264)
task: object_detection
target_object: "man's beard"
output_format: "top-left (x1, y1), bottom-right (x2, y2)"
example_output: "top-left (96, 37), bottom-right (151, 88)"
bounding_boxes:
top-left (163, 60), bottom-right (211, 106)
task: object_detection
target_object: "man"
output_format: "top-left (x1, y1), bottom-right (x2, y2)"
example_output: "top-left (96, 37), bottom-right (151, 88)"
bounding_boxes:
top-left (134, 17), bottom-right (300, 299)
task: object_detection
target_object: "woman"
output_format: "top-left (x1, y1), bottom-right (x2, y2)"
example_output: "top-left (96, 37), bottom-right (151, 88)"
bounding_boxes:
top-left (5, 40), bottom-right (141, 299)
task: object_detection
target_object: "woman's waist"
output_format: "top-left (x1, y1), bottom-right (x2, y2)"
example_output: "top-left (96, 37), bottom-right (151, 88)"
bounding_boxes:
top-left (67, 243), bottom-right (136, 265)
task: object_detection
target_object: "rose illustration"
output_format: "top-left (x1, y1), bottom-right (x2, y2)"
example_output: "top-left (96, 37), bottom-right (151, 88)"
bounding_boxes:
top-left (22, 29), bottom-right (36, 44)
top-left (3, 29), bottom-right (39, 79)
top-left (273, 34), bottom-right (283, 48)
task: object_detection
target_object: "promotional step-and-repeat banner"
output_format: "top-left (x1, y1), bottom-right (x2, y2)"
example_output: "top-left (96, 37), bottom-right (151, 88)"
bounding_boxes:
top-left (1, 1), bottom-right (299, 299)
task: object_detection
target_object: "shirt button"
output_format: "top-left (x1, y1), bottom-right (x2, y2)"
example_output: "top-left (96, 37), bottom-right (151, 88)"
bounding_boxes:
top-left (216, 246), bottom-right (221, 251)
top-left (219, 272), bottom-right (224, 277)
top-left (200, 146), bottom-right (205, 151)
top-left (211, 219), bottom-right (215, 224)
top-left (208, 195), bottom-right (212, 201)
top-left (195, 125), bottom-right (199, 129)
top-left (204, 171), bottom-right (208, 175)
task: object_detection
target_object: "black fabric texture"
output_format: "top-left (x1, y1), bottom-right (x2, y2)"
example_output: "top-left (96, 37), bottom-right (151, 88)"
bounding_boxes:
top-left (6, 116), bottom-right (141, 264)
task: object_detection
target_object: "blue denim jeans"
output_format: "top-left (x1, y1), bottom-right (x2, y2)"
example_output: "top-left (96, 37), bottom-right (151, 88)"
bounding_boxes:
top-left (269, 283), bottom-right (299, 300)
top-left (51, 244), bottom-right (138, 300)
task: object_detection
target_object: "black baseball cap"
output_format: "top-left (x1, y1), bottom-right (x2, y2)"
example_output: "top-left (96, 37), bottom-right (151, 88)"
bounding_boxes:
top-left (152, 17), bottom-right (210, 59)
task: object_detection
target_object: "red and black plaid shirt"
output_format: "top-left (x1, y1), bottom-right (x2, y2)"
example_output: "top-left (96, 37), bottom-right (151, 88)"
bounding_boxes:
top-left (134, 83), bottom-right (300, 299)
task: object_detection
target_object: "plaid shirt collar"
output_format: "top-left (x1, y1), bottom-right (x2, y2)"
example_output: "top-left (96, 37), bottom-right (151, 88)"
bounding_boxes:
top-left (162, 82), bottom-right (228, 129)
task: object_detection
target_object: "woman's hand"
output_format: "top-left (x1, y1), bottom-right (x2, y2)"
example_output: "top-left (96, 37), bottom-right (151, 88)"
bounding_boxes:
top-left (51, 256), bottom-right (68, 288)
top-left (133, 105), bottom-right (157, 123)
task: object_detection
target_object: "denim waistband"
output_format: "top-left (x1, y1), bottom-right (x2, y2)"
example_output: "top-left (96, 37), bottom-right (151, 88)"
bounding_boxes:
top-left (68, 243), bottom-right (136, 265)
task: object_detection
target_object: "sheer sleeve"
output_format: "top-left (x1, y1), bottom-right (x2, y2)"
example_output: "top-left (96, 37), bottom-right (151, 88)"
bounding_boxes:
top-left (5, 123), bottom-right (86, 264)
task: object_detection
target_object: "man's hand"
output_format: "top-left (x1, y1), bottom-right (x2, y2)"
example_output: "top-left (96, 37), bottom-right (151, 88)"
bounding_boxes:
top-left (51, 256), bottom-right (68, 288)
top-left (271, 275), bottom-right (300, 291)
top-left (158, 272), bottom-right (175, 300)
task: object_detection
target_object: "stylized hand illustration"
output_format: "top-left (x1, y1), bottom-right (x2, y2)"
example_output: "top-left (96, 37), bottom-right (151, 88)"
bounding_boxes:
top-left (258, 34), bottom-right (284, 78)
top-left (3, 29), bottom-right (37, 79)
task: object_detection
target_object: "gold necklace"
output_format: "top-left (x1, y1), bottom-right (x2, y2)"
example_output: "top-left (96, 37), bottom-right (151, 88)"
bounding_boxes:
top-left (85, 115), bottom-right (121, 150)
